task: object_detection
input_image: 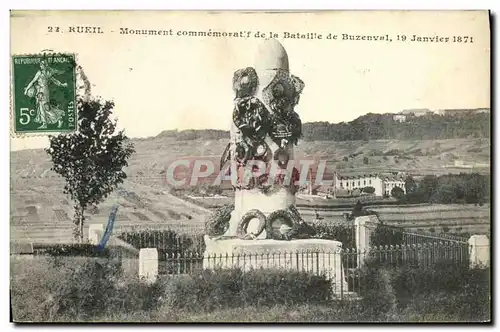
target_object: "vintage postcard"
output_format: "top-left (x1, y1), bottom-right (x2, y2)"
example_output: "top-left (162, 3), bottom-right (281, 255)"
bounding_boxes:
top-left (10, 10), bottom-right (491, 323)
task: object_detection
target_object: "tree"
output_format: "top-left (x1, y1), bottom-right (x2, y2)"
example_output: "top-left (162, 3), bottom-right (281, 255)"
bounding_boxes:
top-left (351, 200), bottom-right (365, 218)
top-left (404, 175), bottom-right (417, 194)
top-left (418, 175), bottom-right (438, 202)
top-left (430, 183), bottom-right (457, 204)
top-left (46, 98), bottom-right (135, 242)
top-left (391, 186), bottom-right (405, 200)
top-left (363, 156), bottom-right (369, 165)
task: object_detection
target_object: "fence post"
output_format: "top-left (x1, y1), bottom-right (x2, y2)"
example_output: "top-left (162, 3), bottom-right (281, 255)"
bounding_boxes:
top-left (88, 224), bottom-right (104, 245)
top-left (468, 235), bottom-right (490, 269)
top-left (355, 216), bottom-right (370, 267)
top-left (139, 248), bottom-right (158, 283)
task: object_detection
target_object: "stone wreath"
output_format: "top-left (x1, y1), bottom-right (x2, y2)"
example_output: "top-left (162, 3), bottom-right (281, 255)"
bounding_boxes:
top-left (265, 208), bottom-right (301, 240)
top-left (236, 209), bottom-right (267, 240)
top-left (204, 203), bottom-right (234, 236)
top-left (232, 206), bottom-right (304, 241)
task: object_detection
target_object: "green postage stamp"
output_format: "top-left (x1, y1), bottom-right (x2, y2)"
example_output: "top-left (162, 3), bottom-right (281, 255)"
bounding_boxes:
top-left (11, 53), bottom-right (77, 134)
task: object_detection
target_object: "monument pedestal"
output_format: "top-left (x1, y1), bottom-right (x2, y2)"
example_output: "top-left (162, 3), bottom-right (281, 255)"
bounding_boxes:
top-left (203, 236), bottom-right (348, 296)
top-left (225, 187), bottom-right (296, 238)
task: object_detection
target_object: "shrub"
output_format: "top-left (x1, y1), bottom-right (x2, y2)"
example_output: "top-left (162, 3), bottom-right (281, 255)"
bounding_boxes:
top-left (308, 221), bottom-right (355, 248)
top-left (160, 268), bottom-right (331, 312)
top-left (117, 229), bottom-right (205, 253)
top-left (362, 186), bottom-right (375, 194)
top-left (397, 267), bottom-right (490, 322)
top-left (11, 256), bottom-right (66, 322)
top-left (369, 224), bottom-right (404, 246)
top-left (357, 262), bottom-right (490, 321)
top-left (11, 256), bottom-right (168, 322)
top-left (360, 267), bottom-right (397, 320)
top-left (391, 186), bottom-right (405, 200)
top-left (33, 243), bottom-right (112, 257)
top-left (48, 258), bottom-right (124, 320)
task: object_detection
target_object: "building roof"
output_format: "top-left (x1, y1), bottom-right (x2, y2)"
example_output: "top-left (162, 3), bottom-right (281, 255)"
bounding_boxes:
top-left (337, 173), bottom-right (380, 180)
top-left (401, 108), bottom-right (431, 115)
top-left (382, 174), bottom-right (406, 181)
top-left (336, 171), bottom-right (406, 182)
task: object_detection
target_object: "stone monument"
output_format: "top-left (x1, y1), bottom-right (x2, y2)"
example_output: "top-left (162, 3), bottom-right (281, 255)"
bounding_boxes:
top-left (204, 39), bottom-right (347, 293)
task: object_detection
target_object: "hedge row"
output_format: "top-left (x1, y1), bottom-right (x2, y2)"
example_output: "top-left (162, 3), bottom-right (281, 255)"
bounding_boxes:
top-left (359, 262), bottom-right (490, 321)
top-left (11, 255), bottom-right (490, 322)
top-left (162, 268), bottom-right (331, 312)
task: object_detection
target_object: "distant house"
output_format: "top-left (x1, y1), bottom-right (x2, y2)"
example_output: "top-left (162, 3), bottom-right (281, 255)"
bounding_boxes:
top-left (335, 173), bottom-right (384, 196)
top-left (393, 114), bottom-right (407, 123)
top-left (335, 172), bottom-right (406, 197)
top-left (401, 108), bottom-right (432, 117)
top-left (382, 174), bottom-right (406, 196)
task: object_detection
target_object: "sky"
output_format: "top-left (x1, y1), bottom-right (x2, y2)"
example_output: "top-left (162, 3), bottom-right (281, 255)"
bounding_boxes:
top-left (10, 10), bottom-right (490, 151)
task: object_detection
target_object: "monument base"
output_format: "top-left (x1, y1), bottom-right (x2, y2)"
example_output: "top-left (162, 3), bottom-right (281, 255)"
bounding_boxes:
top-left (203, 235), bottom-right (348, 296)
top-left (225, 187), bottom-right (296, 238)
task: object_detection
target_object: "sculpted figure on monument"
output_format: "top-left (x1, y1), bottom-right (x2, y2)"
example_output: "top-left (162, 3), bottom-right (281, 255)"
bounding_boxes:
top-left (207, 39), bottom-right (310, 241)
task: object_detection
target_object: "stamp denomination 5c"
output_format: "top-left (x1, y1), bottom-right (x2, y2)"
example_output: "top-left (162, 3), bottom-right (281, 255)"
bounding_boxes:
top-left (11, 53), bottom-right (77, 134)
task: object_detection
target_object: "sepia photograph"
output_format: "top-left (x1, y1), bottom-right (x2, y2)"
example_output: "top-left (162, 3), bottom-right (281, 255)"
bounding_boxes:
top-left (9, 10), bottom-right (491, 323)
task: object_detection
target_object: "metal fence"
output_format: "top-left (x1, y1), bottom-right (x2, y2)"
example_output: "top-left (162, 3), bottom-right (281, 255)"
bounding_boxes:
top-left (366, 222), bottom-right (471, 263)
top-left (367, 222), bottom-right (470, 244)
top-left (158, 242), bottom-right (475, 296)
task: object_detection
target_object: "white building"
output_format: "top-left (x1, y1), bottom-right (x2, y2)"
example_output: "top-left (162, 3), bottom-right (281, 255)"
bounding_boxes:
top-left (382, 174), bottom-right (406, 196)
top-left (393, 114), bottom-right (407, 123)
top-left (401, 108), bottom-right (432, 117)
top-left (334, 173), bottom-right (406, 197)
top-left (335, 173), bottom-right (384, 196)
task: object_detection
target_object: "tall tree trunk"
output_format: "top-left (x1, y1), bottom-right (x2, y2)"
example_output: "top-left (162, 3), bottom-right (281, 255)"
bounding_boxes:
top-left (79, 207), bottom-right (85, 243)
top-left (73, 205), bottom-right (86, 243)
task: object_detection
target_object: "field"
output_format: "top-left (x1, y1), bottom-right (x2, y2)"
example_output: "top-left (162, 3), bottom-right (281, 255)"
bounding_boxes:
top-left (10, 136), bottom-right (491, 244)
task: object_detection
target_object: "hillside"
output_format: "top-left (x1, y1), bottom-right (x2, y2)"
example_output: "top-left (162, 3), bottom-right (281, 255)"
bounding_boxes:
top-left (128, 137), bottom-right (490, 179)
top-left (11, 137), bottom-right (490, 184)
top-left (10, 120), bottom-right (491, 244)
top-left (302, 112), bottom-right (490, 141)
top-left (151, 111), bottom-right (490, 142)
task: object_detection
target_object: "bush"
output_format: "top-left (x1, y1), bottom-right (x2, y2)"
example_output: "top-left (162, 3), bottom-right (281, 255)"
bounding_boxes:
top-left (117, 229), bottom-right (205, 253)
top-left (33, 244), bottom-right (112, 257)
top-left (11, 257), bottom-right (167, 322)
top-left (308, 221), bottom-right (355, 248)
top-left (360, 267), bottom-right (397, 320)
top-left (362, 186), bottom-right (375, 194)
top-left (161, 268), bottom-right (331, 312)
top-left (398, 267), bottom-right (490, 322)
top-left (391, 186), bottom-right (405, 200)
top-left (369, 224), bottom-right (404, 246)
top-left (357, 262), bottom-right (490, 321)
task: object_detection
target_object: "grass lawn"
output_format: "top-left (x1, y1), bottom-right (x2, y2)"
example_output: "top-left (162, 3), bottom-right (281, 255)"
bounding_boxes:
top-left (40, 303), bottom-right (484, 323)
